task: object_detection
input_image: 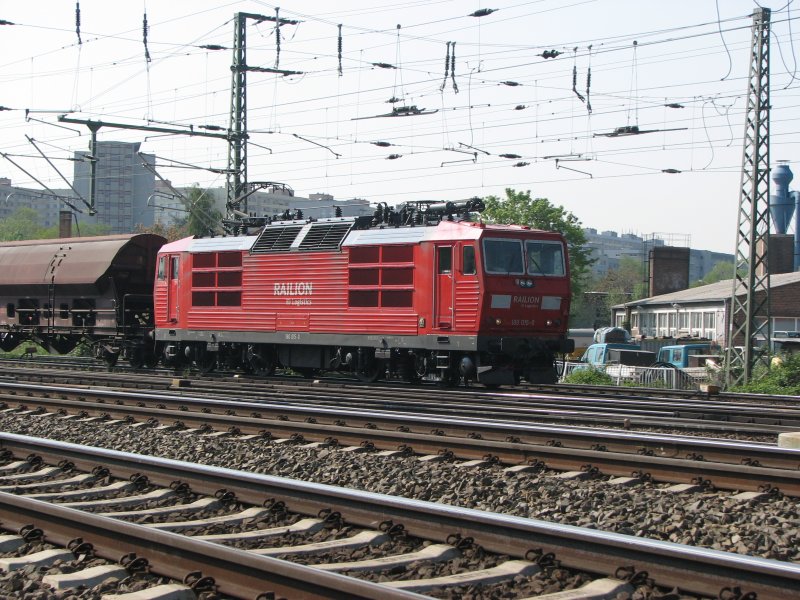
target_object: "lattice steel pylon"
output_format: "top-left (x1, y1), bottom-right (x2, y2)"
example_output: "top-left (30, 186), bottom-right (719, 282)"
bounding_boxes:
top-left (227, 12), bottom-right (250, 219)
top-left (725, 7), bottom-right (771, 387)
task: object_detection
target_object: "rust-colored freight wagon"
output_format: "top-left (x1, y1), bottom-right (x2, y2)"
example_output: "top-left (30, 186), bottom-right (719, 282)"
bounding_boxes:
top-left (0, 234), bottom-right (164, 362)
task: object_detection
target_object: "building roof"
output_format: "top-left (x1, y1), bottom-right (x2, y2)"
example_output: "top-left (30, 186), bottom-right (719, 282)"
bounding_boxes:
top-left (613, 271), bottom-right (800, 309)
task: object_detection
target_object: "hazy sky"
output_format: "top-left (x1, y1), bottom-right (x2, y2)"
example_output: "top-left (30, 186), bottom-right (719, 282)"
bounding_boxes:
top-left (1, 0), bottom-right (798, 252)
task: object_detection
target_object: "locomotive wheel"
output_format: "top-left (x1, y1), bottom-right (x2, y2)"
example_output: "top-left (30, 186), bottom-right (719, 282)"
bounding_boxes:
top-left (400, 360), bottom-right (421, 383)
top-left (195, 350), bottom-right (217, 374)
top-left (355, 360), bottom-right (382, 383)
top-left (438, 368), bottom-right (461, 387)
top-left (247, 347), bottom-right (276, 376)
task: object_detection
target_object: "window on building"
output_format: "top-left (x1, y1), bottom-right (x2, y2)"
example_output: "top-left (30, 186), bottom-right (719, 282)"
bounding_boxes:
top-left (774, 317), bottom-right (799, 332)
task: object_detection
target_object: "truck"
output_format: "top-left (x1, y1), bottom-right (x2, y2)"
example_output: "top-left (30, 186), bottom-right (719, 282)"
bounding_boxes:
top-left (656, 343), bottom-right (714, 368)
top-left (573, 342), bottom-right (656, 382)
top-left (581, 343), bottom-right (656, 367)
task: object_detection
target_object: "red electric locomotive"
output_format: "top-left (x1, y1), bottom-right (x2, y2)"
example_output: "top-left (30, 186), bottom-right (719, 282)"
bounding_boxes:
top-left (154, 200), bottom-right (573, 385)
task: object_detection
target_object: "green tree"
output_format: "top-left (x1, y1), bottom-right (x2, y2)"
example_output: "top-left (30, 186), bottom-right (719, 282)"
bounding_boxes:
top-left (185, 185), bottom-right (222, 237)
top-left (594, 256), bottom-right (647, 305)
top-left (691, 261), bottom-right (733, 287)
top-left (482, 188), bottom-right (594, 300)
top-left (580, 257), bottom-right (647, 329)
top-left (0, 207), bottom-right (51, 241)
top-left (134, 220), bottom-right (189, 242)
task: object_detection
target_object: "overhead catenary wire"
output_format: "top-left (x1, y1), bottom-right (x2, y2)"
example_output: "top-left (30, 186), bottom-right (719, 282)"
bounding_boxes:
top-left (3, 4), bottom-right (799, 201)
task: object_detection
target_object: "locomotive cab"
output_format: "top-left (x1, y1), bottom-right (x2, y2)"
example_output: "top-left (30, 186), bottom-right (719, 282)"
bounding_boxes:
top-left (473, 231), bottom-right (572, 384)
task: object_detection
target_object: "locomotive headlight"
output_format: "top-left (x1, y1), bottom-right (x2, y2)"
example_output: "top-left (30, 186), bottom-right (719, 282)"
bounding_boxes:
top-left (546, 319), bottom-right (553, 326)
top-left (525, 280), bottom-right (533, 288)
top-left (495, 318), bottom-right (503, 326)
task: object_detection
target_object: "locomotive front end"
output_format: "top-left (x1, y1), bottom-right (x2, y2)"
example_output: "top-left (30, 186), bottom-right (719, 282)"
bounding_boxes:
top-left (475, 227), bottom-right (573, 384)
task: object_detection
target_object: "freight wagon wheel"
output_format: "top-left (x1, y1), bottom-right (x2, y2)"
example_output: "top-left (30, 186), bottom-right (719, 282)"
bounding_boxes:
top-left (143, 351), bottom-right (159, 369)
top-left (0, 333), bottom-right (20, 352)
top-left (102, 351), bottom-right (119, 369)
top-left (128, 347), bottom-right (145, 369)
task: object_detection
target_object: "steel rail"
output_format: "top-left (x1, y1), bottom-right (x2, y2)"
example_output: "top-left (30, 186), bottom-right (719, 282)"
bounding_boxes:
top-left (3, 362), bottom-right (800, 427)
top-left (2, 379), bottom-right (798, 468)
top-left (3, 383), bottom-right (800, 495)
top-left (0, 492), bottom-right (424, 600)
top-left (1, 377), bottom-right (797, 438)
top-left (0, 433), bottom-right (798, 600)
top-left (3, 356), bottom-right (798, 415)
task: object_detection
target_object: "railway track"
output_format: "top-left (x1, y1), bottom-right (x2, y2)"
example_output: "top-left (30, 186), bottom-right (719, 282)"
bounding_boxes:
top-left (2, 362), bottom-right (800, 438)
top-left (2, 379), bottom-right (800, 496)
top-left (3, 355), bottom-right (798, 406)
top-left (1, 433), bottom-right (799, 600)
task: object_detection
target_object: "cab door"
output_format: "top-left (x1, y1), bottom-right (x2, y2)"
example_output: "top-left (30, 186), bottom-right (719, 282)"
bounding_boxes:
top-left (167, 255), bottom-right (180, 323)
top-left (434, 245), bottom-right (453, 329)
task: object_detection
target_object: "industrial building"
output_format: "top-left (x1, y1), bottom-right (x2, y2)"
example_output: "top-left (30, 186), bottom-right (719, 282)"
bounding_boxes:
top-left (611, 271), bottom-right (800, 347)
top-left (583, 228), bottom-right (733, 284)
top-left (611, 161), bottom-right (800, 348)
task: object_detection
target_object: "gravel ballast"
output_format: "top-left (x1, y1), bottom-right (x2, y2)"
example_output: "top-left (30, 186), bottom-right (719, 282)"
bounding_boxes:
top-left (0, 411), bottom-right (798, 566)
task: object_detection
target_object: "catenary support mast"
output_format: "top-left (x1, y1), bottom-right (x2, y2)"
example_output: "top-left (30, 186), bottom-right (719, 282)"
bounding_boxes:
top-left (725, 7), bottom-right (771, 387)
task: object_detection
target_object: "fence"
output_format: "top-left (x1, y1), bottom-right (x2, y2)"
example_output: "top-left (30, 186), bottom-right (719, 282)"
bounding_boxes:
top-left (559, 361), bottom-right (707, 390)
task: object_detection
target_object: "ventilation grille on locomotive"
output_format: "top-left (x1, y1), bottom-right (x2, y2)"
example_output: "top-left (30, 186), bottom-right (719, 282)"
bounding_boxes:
top-left (250, 225), bottom-right (303, 254)
top-left (298, 222), bottom-right (353, 251)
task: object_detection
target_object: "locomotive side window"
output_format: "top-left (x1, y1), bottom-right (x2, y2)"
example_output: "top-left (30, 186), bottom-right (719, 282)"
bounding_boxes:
top-left (348, 244), bottom-right (414, 308)
top-left (189, 251), bottom-right (243, 308)
top-left (483, 239), bottom-right (524, 274)
top-left (171, 257), bottom-right (180, 279)
top-left (157, 257), bottom-right (166, 280)
top-left (525, 241), bottom-right (565, 276)
top-left (437, 247), bottom-right (452, 274)
top-left (6, 303), bottom-right (14, 318)
top-left (462, 246), bottom-right (476, 275)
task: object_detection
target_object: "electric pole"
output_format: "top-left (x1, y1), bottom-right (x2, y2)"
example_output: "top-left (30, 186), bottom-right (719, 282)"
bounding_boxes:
top-left (725, 7), bottom-right (771, 387)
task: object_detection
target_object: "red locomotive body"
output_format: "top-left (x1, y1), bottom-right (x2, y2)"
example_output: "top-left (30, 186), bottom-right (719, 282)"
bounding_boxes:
top-left (154, 208), bottom-right (573, 385)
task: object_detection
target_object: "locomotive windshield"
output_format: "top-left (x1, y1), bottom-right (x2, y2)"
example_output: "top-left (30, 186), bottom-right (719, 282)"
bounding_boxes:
top-left (525, 240), bottom-right (565, 276)
top-left (482, 239), bottom-right (524, 274)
